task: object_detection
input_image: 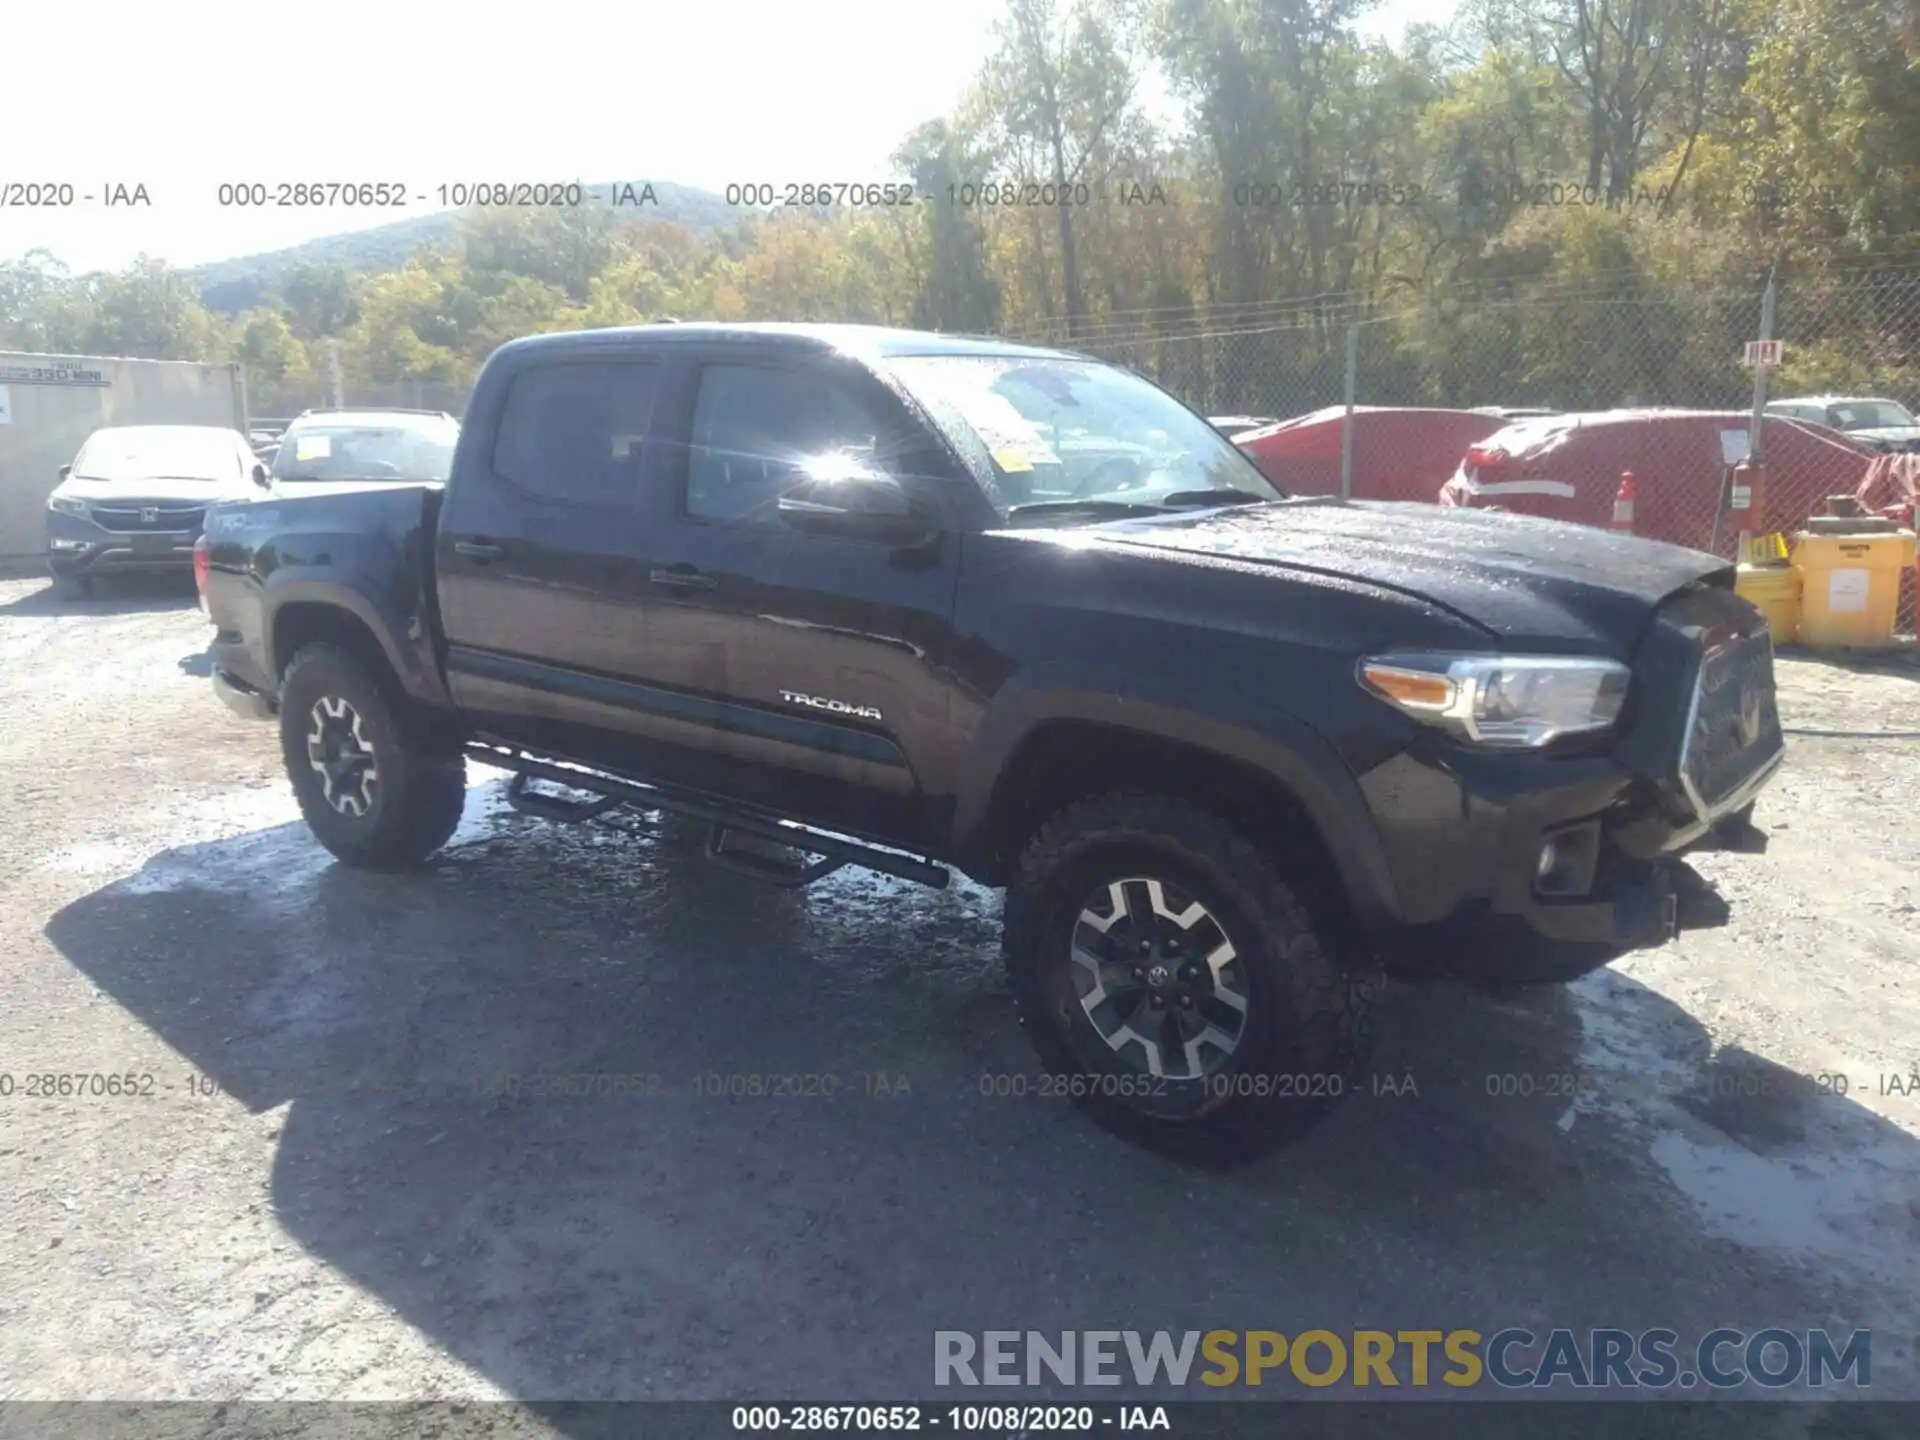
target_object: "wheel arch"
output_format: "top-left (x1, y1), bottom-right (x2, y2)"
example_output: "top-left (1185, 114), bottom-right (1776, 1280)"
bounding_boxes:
top-left (262, 572), bottom-right (451, 709)
top-left (955, 689), bottom-right (1402, 944)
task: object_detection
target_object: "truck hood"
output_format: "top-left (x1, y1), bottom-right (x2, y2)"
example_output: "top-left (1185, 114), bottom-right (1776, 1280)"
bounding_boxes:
top-left (1084, 498), bottom-right (1731, 648)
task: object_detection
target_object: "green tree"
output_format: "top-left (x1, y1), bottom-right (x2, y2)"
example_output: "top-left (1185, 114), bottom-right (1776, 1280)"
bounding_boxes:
top-left (895, 120), bottom-right (1004, 332)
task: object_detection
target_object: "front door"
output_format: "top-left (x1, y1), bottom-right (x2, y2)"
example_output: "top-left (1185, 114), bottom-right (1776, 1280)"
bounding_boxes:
top-left (623, 348), bottom-right (971, 850)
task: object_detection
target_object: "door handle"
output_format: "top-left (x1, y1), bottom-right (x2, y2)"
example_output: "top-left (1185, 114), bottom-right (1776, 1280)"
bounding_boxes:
top-left (649, 565), bottom-right (717, 591)
top-left (454, 539), bottom-right (505, 561)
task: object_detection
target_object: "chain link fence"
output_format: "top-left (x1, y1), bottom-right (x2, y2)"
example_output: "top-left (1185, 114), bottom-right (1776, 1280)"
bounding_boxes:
top-left (1021, 268), bottom-right (1920, 637)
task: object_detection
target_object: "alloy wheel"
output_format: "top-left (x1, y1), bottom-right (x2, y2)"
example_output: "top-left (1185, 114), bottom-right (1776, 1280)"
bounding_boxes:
top-left (305, 696), bottom-right (380, 818)
top-left (1068, 876), bottom-right (1250, 1081)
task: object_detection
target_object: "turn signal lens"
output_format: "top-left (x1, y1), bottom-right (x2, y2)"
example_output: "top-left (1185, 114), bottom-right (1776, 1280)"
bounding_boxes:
top-left (1359, 664), bottom-right (1456, 710)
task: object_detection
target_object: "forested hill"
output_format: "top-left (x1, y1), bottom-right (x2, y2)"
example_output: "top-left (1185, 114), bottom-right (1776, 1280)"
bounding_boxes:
top-left (188, 181), bottom-right (735, 313)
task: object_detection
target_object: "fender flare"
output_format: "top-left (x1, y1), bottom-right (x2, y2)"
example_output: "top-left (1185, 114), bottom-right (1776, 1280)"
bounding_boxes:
top-left (262, 569), bottom-right (450, 709)
top-left (951, 662), bottom-right (1402, 936)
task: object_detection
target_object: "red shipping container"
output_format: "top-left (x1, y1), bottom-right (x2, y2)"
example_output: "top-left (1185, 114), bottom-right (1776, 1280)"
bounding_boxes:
top-left (1436, 408), bottom-right (1879, 554)
top-left (1237, 406), bottom-right (1508, 504)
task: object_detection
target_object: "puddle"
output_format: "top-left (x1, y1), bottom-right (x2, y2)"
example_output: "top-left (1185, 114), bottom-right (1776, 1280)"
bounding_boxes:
top-left (43, 770), bottom-right (519, 895)
top-left (1569, 961), bottom-right (1920, 1318)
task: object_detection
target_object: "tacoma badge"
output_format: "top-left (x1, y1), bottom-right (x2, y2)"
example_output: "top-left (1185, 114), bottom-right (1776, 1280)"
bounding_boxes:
top-left (780, 690), bottom-right (882, 721)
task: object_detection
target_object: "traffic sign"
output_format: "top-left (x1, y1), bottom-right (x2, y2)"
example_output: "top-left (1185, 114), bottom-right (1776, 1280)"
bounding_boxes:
top-left (1744, 339), bottom-right (1784, 367)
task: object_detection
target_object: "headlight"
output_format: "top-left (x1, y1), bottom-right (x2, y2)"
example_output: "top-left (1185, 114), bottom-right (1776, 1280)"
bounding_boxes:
top-left (47, 494), bottom-right (90, 517)
top-left (1358, 653), bottom-right (1630, 747)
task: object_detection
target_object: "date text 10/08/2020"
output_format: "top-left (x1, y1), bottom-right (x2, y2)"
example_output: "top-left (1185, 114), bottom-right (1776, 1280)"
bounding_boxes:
top-left (731, 1406), bottom-right (1171, 1432)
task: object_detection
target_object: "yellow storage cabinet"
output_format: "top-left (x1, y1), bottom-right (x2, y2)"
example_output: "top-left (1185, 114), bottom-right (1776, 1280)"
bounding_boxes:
top-left (1789, 522), bottom-right (1917, 648)
top-left (1734, 564), bottom-right (1801, 643)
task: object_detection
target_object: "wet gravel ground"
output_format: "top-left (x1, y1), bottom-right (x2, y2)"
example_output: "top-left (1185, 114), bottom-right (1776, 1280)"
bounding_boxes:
top-left (1, 569), bottom-right (1917, 1419)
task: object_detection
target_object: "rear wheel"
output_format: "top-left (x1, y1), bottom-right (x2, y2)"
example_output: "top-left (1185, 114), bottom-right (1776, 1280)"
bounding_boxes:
top-left (1003, 792), bottom-right (1374, 1166)
top-left (279, 642), bottom-right (466, 869)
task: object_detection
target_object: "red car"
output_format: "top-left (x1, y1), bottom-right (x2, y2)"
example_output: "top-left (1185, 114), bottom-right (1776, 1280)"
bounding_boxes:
top-left (1436, 408), bottom-right (1879, 553)
top-left (1235, 406), bottom-right (1508, 503)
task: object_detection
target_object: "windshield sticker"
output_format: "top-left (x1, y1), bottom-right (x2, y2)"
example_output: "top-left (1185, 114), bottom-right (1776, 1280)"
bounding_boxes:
top-left (950, 388), bottom-right (1061, 468)
top-left (990, 447), bottom-right (1036, 474)
top-left (294, 435), bottom-right (331, 461)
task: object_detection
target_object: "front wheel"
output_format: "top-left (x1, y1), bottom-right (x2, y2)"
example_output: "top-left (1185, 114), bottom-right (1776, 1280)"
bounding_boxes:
top-left (1003, 792), bottom-right (1375, 1166)
top-left (279, 642), bottom-right (467, 869)
top-left (49, 569), bottom-right (93, 599)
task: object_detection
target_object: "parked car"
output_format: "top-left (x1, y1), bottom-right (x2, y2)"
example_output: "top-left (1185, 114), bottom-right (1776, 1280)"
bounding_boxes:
top-left (1207, 415), bottom-right (1280, 440)
top-left (1438, 408), bottom-right (1878, 550)
top-left (197, 323), bottom-right (1783, 1163)
top-left (1765, 395), bottom-right (1920, 454)
top-left (45, 424), bottom-right (266, 597)
top-left (1469, 406), bottom-right (1562, 420)
top-left (264, 409), bottom-right (460, 491)
top-left (1236, 405), bottom-right (1506, 503)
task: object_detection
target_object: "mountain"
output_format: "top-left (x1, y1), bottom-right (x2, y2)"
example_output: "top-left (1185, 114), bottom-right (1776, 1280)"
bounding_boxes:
top-left (187, 180), bottom-right (738, 313)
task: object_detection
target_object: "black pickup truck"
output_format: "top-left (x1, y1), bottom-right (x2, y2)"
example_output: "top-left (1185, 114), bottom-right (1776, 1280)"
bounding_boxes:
top-left (198, 322), bottom-right (1784, 1162)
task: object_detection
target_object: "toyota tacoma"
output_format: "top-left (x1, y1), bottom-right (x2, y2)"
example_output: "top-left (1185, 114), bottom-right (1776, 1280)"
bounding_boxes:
top-left (196, 323), bottom-right (1784, 1163)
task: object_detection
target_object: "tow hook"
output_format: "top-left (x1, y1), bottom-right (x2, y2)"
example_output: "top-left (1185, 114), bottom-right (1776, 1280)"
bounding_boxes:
top-left (1620, 860), bottom-right (1728, 949)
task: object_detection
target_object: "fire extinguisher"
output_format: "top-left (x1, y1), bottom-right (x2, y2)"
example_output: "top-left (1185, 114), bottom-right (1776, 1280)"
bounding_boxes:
top-left (1727, 456), bottom-right (1768, 533)
top-left (1611, 471), bottom-right (1637, 534)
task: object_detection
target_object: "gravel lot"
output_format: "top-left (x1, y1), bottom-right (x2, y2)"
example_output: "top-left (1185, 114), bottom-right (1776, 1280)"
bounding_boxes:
top-left (1, 569), bottom-right (1917, 1420)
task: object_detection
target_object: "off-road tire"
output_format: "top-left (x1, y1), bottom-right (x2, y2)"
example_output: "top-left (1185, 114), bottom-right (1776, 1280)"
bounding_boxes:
top-left (1003, 791), bottom-right (1375, 1166)
top-left (279, 642), bottom-right (466, 870)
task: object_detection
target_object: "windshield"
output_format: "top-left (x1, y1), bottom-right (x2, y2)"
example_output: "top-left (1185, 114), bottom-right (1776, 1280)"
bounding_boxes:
top-left (887, 354), bottom-right (1284, 522)
top-left (72, 429), bottom-right (238, 481)
top-left (273, 422), bottom-right (457, 482)
top-left (1826, 401), bottom-right (1918, 431)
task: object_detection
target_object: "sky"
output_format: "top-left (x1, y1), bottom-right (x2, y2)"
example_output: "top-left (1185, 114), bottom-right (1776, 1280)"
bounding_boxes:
top-left (2, 0), bottom-right (1439, 276)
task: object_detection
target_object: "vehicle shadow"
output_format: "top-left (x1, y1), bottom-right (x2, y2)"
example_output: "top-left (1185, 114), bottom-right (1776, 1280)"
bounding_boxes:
top-left (40, 785), bottom-right (1918, 1414)
top-left (0, 571), bottom-right (199, 616)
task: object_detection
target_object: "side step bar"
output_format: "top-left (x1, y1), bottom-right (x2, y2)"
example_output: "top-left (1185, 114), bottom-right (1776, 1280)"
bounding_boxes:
top-left (468, 744), bottom-right (950, 891)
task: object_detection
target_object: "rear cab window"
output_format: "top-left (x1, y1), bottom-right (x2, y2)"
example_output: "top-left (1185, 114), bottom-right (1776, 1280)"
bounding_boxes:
top-left (491, 362), bottom-right (665, 509)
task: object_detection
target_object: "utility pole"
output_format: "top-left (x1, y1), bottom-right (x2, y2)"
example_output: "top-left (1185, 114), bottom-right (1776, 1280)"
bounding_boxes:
top-left (1339, 307), bottom-right (1360, 500)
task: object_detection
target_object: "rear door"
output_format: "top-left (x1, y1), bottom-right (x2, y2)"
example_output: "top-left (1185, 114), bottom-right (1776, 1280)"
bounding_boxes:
top-left (435, 353), bottom-right (668, 758)
top-left (622, 346), bottom-right (973, 848)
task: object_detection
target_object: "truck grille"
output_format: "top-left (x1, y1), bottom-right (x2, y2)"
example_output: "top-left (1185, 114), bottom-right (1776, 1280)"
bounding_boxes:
top-left (88, 500), bottom-right (208, 533)
top-left (1678, 629), bottom-right (1783, 821)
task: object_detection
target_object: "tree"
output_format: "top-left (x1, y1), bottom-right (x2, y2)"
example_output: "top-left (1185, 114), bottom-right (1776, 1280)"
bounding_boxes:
top-left (895, 120), bottom-right (1003, 332)
top-left (279, 261), bottom-right (360, 339)
top-left (971, 0), bottom-right (1145, 337)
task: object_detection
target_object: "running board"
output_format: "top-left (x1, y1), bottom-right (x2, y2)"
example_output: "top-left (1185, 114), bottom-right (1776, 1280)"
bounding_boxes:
top-left (704, 825), bottom-right (848, 888)
top-left (465, 744), bottom-right (950, 891)
top-left (504, 771), bottom-right (623, 823)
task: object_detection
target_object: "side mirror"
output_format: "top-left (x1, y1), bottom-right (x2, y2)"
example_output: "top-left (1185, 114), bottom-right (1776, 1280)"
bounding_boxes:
top-left (57, 464), bottom-right (71, 482)
top-left (251, 462), bottom-right (271, 489)
top-left (777, 466), bottom-right (932, 544)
